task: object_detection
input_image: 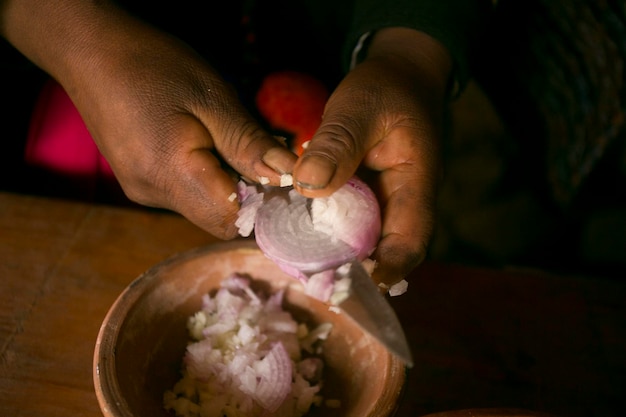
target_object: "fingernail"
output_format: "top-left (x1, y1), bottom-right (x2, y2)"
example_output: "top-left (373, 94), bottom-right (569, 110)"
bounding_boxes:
top-left (295, 155), bottom-right (336, 190)
top-left (262, 147), bottom-right (296, 174)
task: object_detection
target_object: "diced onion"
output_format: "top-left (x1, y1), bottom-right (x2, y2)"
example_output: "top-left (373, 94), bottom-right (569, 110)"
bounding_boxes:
top-left (388, 279), bottom-right (409, 297)
top-left (163, 274), bottom-right (330, 417)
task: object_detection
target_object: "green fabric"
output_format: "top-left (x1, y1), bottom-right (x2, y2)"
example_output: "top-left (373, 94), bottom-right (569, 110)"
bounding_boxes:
top-left (344, 0), bottom-right (494, 95)
top-left (101, 1), bottom-right (495, 95)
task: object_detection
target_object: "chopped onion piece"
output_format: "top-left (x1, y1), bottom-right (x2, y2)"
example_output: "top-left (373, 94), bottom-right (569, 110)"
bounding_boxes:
top-left (280, 173), bottom-right (294, 187)
top-left (254, 342), bottom-right (292, 411)
top-left (328, 305), bottom-right (341, 314)
top-left (304, 270), bottom-right (335, 302)
top-left (389, 279), bottom-right (409, 297)
top-left (235, 190), bottom-right (264, 238)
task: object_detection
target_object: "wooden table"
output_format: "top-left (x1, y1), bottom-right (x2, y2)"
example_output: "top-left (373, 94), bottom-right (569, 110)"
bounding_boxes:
top-left (1, 191), bottom-right (625, 417)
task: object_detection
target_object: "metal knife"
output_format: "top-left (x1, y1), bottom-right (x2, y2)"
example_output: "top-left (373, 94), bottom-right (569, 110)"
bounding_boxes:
top-left (337, 260), bottom-right (414, 367)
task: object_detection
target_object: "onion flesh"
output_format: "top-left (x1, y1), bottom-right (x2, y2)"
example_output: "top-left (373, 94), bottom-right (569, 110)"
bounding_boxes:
top-left (236, 176), bottom-right (381, 302)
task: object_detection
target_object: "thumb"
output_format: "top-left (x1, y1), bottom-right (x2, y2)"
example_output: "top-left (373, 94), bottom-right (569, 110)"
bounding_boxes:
top-left (292, 88), bottom-right (376, 197)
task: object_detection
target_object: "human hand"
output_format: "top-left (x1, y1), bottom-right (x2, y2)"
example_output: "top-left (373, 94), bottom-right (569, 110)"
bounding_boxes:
top-left (292, 28), bottom-right (452, 286)
top-left (73, 29), bottom-right (297, 239)
top-left (1, 1), bottom-right (297, 239)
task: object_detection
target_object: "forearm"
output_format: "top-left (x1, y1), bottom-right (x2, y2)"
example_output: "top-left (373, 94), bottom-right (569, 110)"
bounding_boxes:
top-left (345, 0), bottom-right (494, 95)
top-left (365, 27), bottom-right (452, 102)
top-left (0, 0), bottom-right (150, 92)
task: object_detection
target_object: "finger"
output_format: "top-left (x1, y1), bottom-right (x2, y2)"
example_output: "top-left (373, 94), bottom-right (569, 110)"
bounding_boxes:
top-left (366, 125), bottom-right (440, 286)
top-left (370, 166), bottom-right (435, 287)
top-left (148, 119), bottom-right (242, 239)
top-left (195, 85), bottom-right (297, 186)
top-left (168, 148), bottom-right (242, 239)
top-left (292, 85), bottom-right (378, 198)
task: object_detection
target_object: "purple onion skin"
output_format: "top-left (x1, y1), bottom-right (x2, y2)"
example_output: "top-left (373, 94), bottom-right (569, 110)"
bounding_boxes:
top-left (254, 176), bottom-right (381, 279)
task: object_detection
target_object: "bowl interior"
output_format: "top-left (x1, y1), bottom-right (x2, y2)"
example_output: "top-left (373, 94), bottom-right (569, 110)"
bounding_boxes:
top-left (94, 240), bottom-right (405, 417)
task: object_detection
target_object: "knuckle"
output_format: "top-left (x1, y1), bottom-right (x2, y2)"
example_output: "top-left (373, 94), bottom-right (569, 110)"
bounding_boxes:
top-left (117, 158), bottom-right (173, 207)
top-left (309, 118), bottom-right (366, 161)
top-left (314, 123), bottom-right (358, 153)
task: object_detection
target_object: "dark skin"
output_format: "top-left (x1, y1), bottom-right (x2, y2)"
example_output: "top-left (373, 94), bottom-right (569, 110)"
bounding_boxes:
top-left (1, 0), bottom-right (451, 287)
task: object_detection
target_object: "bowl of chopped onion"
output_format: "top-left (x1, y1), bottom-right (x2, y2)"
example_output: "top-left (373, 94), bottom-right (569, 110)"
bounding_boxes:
top-left (94, 239), bottom-right (406, 417)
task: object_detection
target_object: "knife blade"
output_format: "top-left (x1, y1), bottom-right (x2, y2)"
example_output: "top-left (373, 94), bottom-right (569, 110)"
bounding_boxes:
top-left (336, 260), bottom-right (414, 367)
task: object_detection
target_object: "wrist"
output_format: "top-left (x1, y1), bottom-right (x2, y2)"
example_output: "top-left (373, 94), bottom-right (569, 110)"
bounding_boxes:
top-left (1, 0), bottom-right (136, 88)
top-left (364, 27), bottom-right (453, 99)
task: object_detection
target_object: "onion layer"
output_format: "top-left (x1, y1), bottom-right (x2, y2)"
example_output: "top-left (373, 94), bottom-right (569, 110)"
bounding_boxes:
top-left (237, 176), bottom-right (381, 281)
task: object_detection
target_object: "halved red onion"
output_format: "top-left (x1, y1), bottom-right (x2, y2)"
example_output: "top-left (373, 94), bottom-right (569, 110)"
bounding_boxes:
top-left (238, 176), bottom-right (381, 279)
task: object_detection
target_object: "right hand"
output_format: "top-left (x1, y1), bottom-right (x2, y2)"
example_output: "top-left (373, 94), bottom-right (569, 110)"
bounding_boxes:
top-left (293, 28), bottom-right (452, 285)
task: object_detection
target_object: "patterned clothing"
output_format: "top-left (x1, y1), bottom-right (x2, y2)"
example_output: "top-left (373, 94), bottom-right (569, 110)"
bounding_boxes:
top-left (474, 0), bottom-right (626, 206)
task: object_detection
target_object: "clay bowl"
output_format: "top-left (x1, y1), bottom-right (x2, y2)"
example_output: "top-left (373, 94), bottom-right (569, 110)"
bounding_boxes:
top-left (94, 239), bottom-right (406, 417)
top-left (422, 409), bottom-right (560, 417)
